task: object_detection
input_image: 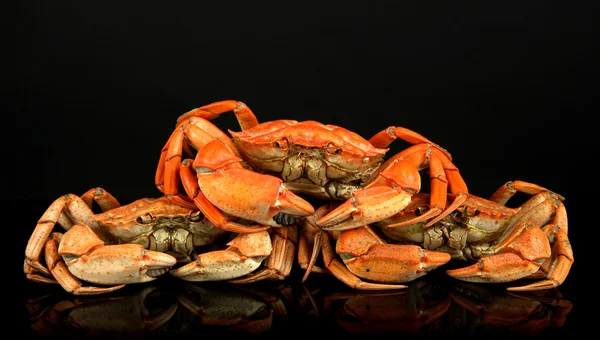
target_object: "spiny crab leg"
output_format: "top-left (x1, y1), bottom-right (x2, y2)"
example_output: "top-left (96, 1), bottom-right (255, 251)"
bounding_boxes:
top-left (447, 187), bottom-right (573, 291)
top-left (170, 231), bottom-right (273, 281)
top-left (180, 140), bottom-right (314, 230)
top-left (317, 143), bottom-right (468, 231)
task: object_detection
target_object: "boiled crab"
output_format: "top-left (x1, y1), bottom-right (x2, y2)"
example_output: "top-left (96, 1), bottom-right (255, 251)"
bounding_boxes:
top-left (155, 100), bottom-right (469, 235)
top-left (24, 187), bottom-right (296, 295)
top-left (301, 180), bottom-right (573, 291)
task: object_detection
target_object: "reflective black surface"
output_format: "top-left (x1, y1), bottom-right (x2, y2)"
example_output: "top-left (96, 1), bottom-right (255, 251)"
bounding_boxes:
top-left (10, 2), bottom-right (586, 336)
top-left (22, 269), bottom-right (576, 337)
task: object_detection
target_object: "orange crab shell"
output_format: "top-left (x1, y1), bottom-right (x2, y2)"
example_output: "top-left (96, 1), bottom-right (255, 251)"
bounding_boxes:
top-left (229, 120), bottom-right (389, 173)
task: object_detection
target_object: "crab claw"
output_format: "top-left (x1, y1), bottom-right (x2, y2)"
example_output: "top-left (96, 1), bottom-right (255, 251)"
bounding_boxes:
top-left (447, 223), bottom-right (552, 288)
top-left (170, 231), bottom-right (273, 281)
top-left (317, 186), bottom-right (413, 231)
top-left (59, 224), bottom-right (176, 285)
top-left (193, 140), bottom-right (315, 227)
top-left (199, 168), bottom-right (315, 226)
top-left (338, 229), bottom-right (452, 283)
top-left (446, 253), bottom-right (542, 285)
top-left (326, 226), bottom-right (451, 288)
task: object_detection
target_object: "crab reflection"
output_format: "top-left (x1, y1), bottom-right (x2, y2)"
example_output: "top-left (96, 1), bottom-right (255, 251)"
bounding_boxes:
top-left (26, 279), bottom-right (292, 336)
top-left (26, 276), bottom-right (572, 336)
top-left (299, 276), bottom-right (573, 335)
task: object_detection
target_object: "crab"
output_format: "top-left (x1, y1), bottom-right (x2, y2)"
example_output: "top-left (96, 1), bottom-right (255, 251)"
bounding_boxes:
top-left (300, 180), bottom-right (573, 291)
top-left (155, 100), bottom-right (469, 237)
top-left (24, 187), bottom-right (296, 295)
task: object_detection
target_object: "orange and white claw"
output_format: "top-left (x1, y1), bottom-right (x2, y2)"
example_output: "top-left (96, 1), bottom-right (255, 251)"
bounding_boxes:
top-left (170, 231), bottom-right (273, 281)
top-left (56, 224), bottom-right (176, 285)
top-left (316, 186), bottom-right (413, 231)
top-left (343, 244), bottom-right (452, 283)
top-left (64, 244), bottom-right (177, 285)
top-left (334, 227), bottom-right (451, 285)
top-left (446, 253), bottom-right (542, 285)
top-left (198, 167), bottom-right (314, 227)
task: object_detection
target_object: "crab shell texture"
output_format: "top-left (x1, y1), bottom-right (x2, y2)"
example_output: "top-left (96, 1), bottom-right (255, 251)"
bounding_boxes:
top-left (91, 196), bottom-right (226, 252)
top-left (229, 120), bottom-right (388, 184)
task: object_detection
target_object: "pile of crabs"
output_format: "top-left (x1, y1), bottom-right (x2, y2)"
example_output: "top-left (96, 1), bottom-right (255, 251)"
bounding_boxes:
top-left (24, 101), bottom-right (573, 295)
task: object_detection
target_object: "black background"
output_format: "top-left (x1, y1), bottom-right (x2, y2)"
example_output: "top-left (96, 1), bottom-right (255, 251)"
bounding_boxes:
top-left (7, 1), bottom-right (593, 336)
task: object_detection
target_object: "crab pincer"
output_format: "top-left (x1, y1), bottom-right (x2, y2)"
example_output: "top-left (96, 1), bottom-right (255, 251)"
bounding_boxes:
top-left (179, 140), bottom-right (315, 232)
top-left (315, 156), bottom-right (422, 231)
top-left (169, 230), bottom-right (273, 281)
top-left (45, 224), bottom-right (176, 295)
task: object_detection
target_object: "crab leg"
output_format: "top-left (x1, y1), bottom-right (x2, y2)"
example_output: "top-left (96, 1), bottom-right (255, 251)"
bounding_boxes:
top-left (369, 126), bottom-right (469, 227)
top-left (176, 100), bottom-right (259, 130)
top-left (489, 180), bottom-right (565, 206)
top-left (170, 231), bottom-right (273, 281)
top-left (156, 100), bottom-right (259, 199)
top-left (25, 189), bottom-right (120, 278)
top-left (298, 204), bottom-right (334, 282)
top-left (41, 232), bottom-right (124, 295)
top-left (79, 187), bottom-right (121, 212)
top-left (447, 191), bottom-right (573, 291)
top-left (512, 199), bottom-right (572, 291)
top-left (229, 226), bottom-right (298, 283)
top-left (376, 144), bottom-right (468, 228)
top-left (180, 140), bottom-right (314, 231)
top-left (298, 220), bottom-right (328, 279)
top-left (368, 125), bottom-right (452, 158)
top-left (489, 181), bottom-right (572, 290)
top-left (447, 222), bottom-right (551, 284)
top-left (317, 143), bottom-right (467, 231)
top-left (156, 115), bottom-right (238, 203)
top-left (488, 181), bottom-right (572, 290)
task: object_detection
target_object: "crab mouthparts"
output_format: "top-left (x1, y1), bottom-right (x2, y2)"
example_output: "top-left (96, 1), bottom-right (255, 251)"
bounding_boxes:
top-left (147, 267), bottom-right (170, 277)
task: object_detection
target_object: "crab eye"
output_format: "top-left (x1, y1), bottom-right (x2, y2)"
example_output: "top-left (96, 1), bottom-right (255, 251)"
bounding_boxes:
top-left (416, 206), bottom-right (428, 216)
top-left (189, 210), bottom-right (203, 222)
top-left (325, 142), bottom-right (342, 154)
top-left (465, 207), bottom-right (479, 217)
top-left (136, 213), bottom-right (154, 224)
top-left (273, 138), bottom-right (289, 149)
